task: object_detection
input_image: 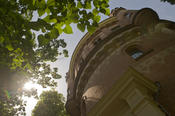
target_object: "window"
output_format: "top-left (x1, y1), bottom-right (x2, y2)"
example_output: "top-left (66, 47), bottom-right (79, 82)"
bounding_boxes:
top-left (126, 46), bottom-right (144, 60)
top-left (131, 49), bottom-right (143, 59)
top-left (93, 38), bottom-right (101, 45)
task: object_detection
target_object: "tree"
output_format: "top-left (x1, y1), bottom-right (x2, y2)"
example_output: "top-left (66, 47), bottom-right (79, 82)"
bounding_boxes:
top-left (0, 0), bottom-right (109, 115)
top-left (161, 0), bottom-right (175, 4)
top-left (0, 0), bottom-right (110, 90)
top-left (32, 90), bottom-right (68, 116)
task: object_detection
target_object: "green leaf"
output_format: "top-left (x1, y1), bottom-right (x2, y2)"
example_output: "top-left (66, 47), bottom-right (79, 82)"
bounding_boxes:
top-left (77, 1), bottom-right (83, 8)
top-left (63, 49), bottom-right (68, 57)
top-left (6, 44), bottom-right (13, 51)
top-left (41, 27), bottom-right (46, 33)
top-left (94, 15), bottom-right (101, 22)
top-left (99, 7), bottom-right (106, 14)
top-left (38, 9), bottom-right (45, 17)
top-left (92, 9), bottom-right (99, 15)
top-left (53, 74), bottom-right (61, 79)
top-left (50, 28), bottom-right (59, 39)
top-left (77, 23), bottom-right (85, 32)
top-left (105, 8), bottom-right (110, 15)
top-left (33, 0), bottom-right (36, 5)
top-left (53, 67), bottom-right (58, 72)
top-left (45, 8), bottom-right (50, 15)
top-left (47, 0), bottom-right (55, 7)
top-left (28, 22), bottom-right (40, 31)
top-left (85, 2), bottom-right (91, 9)
top-left (72, 16), bottom-right (79, 23)
top-left (0, 36), bottom-right (4, 44)
top-left (93, 0), bottom-right (99, 8)
top-left (55, 23), bottom-right (63, 34)
top-left (43, 15), bottom-right (50, 22)
top-left (43, 15), bottom-right (57, 23)
top-left (63, 24), bottom-right (73, 34)
top-left (37, 0), bottom-right (46, 9)
top-left (87, 25), bottom-right (96, 34)
top-left (50, 18), bottom-right (57, 23)
top-left (38, 34), bottom-right (49, 46)
top-left (59, 39), bottom-right (67, 48)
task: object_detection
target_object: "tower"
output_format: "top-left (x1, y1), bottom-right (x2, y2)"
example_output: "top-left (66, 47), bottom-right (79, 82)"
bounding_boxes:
top-left (66, 7), bottom-right (175, 116)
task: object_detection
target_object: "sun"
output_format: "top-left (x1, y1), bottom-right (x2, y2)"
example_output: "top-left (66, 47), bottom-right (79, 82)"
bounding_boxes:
top-left (23, 81), bottom-right (51, 115)
top-left (23, 81), bottom-right (51, 95)
top-left (24, 81), bottom-right (38, 90)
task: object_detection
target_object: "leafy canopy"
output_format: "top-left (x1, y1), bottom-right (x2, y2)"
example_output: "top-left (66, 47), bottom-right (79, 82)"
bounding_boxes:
top-left (0, 0), bottom-right (110, 88)
top-left (32, 90), bottom-right (68, 116)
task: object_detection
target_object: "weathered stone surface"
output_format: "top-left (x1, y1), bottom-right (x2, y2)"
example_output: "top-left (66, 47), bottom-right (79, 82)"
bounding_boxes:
top-left (66, 7), bottom-right (175, 116)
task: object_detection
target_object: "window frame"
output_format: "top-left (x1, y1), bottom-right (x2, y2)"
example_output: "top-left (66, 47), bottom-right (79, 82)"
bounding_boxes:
top-left (126, 47), bottom-right (144, 60)
top-left (125, 45), bottom-right (153, 61)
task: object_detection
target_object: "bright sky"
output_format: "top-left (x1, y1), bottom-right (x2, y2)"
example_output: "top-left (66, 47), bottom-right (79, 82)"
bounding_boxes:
top-left (25, 0), bottom-right (175, 115)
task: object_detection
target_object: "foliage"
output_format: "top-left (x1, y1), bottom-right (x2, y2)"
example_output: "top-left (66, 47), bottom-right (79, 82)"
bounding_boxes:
top-left (0, 0), bottom-right (109, 115)
top-left (161, 0), bottom-right (175, 4)
top-left (32, 90), bottom-right (68, 116)
top-left (0, 0), bottom-right (110, 88)
top-left (0, 89), bottom-right (26, 116)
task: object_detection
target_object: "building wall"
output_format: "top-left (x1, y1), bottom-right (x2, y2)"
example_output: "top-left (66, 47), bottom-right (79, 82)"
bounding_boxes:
top-left (66, 7), bottom-right (175, 116)
top-left (83, 31), bottom-right (175, 114)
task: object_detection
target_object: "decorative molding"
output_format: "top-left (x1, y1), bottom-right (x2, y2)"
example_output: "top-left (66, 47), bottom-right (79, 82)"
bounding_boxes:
top-left (88, 67), bottom-right (165, 116)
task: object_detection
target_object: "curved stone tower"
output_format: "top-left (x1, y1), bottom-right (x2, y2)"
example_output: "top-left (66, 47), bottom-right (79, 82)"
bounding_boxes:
top-left (66, 7), bottom-right (175, 116)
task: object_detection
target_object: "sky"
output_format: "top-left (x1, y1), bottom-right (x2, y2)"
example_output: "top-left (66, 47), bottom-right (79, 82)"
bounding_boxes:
top-left (25, 0), bottom-right (175, 115)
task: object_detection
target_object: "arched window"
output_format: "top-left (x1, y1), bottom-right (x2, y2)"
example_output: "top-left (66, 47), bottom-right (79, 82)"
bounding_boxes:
top-left (126, 46), bottom-right (144, 60)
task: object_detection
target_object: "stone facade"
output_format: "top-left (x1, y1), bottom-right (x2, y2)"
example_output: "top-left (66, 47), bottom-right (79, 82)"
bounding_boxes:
top-left (66, 7), bottom-right (175, 116)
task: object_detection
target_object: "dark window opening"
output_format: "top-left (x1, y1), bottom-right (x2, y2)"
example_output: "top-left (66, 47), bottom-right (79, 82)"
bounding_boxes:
top-left (131, 50), bottom-right (143, 59)
top-left (126, 46), bottom-right (144, 60)
top-left (93, 38), bottom-right (101, 45)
